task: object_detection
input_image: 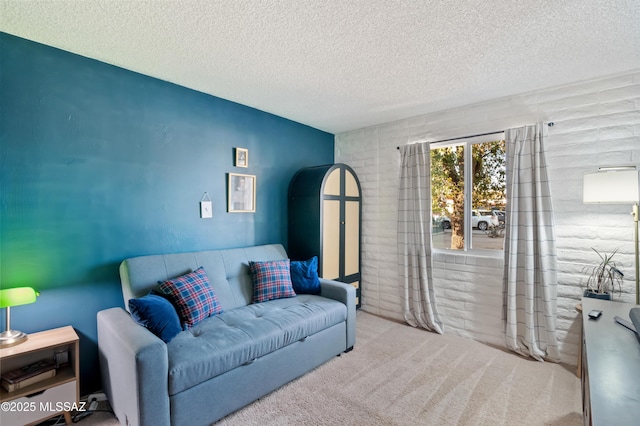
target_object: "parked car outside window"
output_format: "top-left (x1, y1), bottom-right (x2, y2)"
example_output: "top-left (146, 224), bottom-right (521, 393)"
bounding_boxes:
top-left (492, 210), bottom-right (505, 227)
top-left (435, 210), bottom-right (502, 231)
top-left (473, 210), bottom-right (496, 231)
top-left (441, 216), bottom-right (451, 229)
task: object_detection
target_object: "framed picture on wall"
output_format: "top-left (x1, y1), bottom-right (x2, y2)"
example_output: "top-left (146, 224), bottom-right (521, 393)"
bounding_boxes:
top-left (235, 148), bottom-right (248, 168)
top-left (228, 173), bottom-right (256, 212)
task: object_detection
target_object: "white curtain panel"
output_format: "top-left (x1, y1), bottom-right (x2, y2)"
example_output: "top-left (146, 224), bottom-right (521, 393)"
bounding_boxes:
top-left (397, 143), bottom-right (444, 334)
top-left (504, 123), bottom-right (560, 362)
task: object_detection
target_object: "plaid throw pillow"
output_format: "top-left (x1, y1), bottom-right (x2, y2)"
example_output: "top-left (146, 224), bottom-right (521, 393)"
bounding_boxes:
top-left (249, 259), bottom-right (297, 303)
top-left (158, 267), bottom-right (223, 328)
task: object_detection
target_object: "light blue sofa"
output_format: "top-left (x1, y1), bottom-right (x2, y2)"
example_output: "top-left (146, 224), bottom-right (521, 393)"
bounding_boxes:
top-left (97, 244), bottom-right (356, 426)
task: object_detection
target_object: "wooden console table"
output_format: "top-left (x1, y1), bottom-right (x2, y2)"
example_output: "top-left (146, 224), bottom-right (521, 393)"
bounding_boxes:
top-left (581, 298), bottom-right (640, 425)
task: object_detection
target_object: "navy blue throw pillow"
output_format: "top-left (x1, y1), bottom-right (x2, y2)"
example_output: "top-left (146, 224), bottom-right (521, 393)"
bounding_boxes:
top-left (129, 292), bottom-right (182, 343)
top-left (290, 256), bottom-right (321, 295)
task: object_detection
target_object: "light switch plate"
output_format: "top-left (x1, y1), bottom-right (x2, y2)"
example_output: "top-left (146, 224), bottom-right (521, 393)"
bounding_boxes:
top-left (200, 201), bottom-right (212, 218)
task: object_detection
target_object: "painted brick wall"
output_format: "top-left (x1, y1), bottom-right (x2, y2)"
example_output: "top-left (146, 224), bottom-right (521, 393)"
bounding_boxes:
top-left (335, 69), bottom-right (640, 366)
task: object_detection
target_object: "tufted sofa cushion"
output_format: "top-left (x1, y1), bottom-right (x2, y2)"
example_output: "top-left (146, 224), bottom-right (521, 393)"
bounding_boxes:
top-left (165, 295), bottom-right (347, 395)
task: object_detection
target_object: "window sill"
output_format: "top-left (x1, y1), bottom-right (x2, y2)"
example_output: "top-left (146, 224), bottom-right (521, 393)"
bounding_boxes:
top-left (432, 248), bottom-right (504, 262)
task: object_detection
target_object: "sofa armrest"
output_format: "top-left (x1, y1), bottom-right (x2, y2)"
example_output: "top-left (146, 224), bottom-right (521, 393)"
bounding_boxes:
top-left (97, 308), bottom-right (170, 426)
top-left (319, 279), bottom-right (356, 350)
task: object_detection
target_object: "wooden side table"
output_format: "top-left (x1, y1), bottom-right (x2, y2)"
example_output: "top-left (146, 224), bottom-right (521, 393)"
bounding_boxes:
top-left (0, 326), bottom-right (79, 426)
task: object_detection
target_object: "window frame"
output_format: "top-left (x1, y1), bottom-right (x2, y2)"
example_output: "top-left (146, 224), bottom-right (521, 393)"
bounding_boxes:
top-left (430, 133), bottom-right (506, 255)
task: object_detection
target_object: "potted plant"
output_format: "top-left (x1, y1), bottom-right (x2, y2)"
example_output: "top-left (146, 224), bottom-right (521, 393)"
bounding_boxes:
top-left (584, 248), bottom-right (624, 300)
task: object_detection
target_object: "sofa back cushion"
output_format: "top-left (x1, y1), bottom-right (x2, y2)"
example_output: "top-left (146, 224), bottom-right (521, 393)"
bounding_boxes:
top-left (120, 244), bottom-right (288, 311)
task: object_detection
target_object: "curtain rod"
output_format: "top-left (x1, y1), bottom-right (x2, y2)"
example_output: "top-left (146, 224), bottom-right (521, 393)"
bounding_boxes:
top-left (396, 122), bottom-right (554, 150)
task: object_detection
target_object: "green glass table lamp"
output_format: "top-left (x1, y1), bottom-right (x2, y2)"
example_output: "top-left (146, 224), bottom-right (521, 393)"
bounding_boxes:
top-left (0, 287), bottom-right (39, 347)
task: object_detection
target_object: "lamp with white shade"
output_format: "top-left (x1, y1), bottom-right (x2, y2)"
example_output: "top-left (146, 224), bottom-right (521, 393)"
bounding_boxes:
top-left (583, 166), bottom-right (640, 305)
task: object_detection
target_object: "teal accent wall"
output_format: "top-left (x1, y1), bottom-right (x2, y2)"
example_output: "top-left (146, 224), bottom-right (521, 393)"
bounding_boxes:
top-left (0, 33), bottom-right (334, 394)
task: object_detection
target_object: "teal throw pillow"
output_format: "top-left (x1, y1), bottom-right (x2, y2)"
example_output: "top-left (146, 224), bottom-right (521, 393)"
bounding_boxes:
top-left (129, 292), bottom-right (182, 343)
top-left (290, 256), bottom-right (321, 295)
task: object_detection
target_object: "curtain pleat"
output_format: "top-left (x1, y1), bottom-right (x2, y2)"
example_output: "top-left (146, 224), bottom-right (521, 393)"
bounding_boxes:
top-left (398, 143), bottom-right (443, 334)
top-left (503, 123), bottom-right (560, 362)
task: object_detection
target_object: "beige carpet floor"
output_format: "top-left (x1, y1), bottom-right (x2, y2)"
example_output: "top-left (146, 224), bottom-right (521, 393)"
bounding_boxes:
top-left (68, 311), bottom-right (582, 426)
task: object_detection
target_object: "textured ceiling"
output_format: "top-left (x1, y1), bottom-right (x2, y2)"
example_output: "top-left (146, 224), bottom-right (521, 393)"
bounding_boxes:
top-left (1, 0), bottom-right (639, 134)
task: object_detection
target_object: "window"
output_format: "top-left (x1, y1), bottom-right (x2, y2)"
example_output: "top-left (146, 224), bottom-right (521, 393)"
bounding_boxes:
top-left (430, 136), bottom-right (506, 251)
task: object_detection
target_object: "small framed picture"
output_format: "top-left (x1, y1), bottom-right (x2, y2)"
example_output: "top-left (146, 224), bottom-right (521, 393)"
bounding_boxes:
top-left (228, 173), bottom-right (256, 212)
top-left (235, 148), bottom-right (248, 168)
